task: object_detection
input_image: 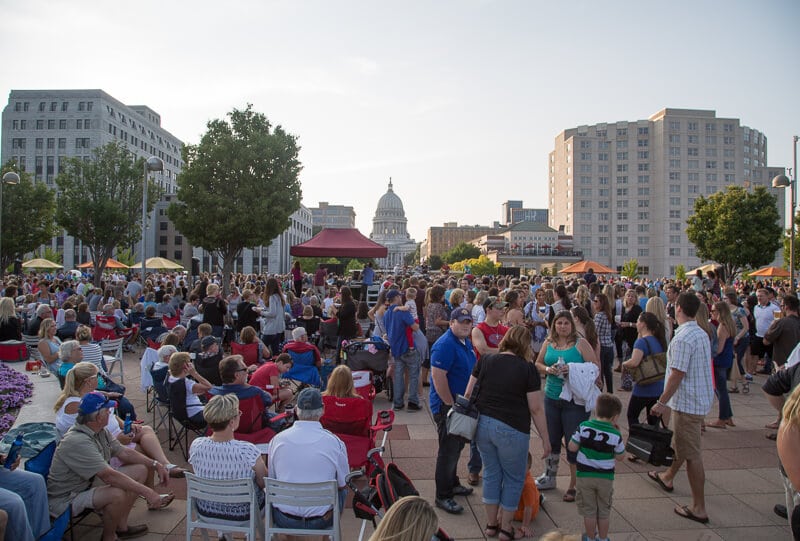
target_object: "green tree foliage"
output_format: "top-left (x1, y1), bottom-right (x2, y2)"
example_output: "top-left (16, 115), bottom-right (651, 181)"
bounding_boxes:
top-left (686, 185), bottom-right (782, 280)
top-left (621, 259), bottom-right (640, 280)
top-left (168, 105), bottom-right (302, 294)
top-left (0, 161), bottom-right (56, 276)
top-left (38, 247), bottom-right (63, 265)
top-left (115, 247), bottom-right (136, 267)
top-left (443, 242), bottom-right (480, 264)
top-left (782, 212), bottom-right (800, 271)
top-left (451, 255), bottom-right (499, 275)
top-left (404, 243), bottom-right (421, 266)
top-left (675, 264), bottom-right (686, 282)
top-left (55, 142), bottom-right (160, 285)
top-left (428, 255), bottom-right (443, 270)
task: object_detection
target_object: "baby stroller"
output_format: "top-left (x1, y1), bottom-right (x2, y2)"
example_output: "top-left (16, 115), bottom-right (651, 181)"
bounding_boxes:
top-left (346, 450), bottom-right (453, 541)
top-left (343, 339), bottom-right (392, 400)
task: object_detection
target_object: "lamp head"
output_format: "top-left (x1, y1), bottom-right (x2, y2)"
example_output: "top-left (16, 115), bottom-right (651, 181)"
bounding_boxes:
top-left (2, 172), bottom-right (20, 185)
top-left (145, 156), bottom-right (164, 172)
top-left (772, 174), bottom-right (791, 189)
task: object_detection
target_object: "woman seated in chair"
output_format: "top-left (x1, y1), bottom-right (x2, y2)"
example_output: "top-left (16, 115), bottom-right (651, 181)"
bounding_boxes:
top-left (76, 325), bottom-right (126, 395)
top-left (37, 318), bottom-right (61, 375)
top-left (188, 394), bottom-right (267, 520)
top-left (237, 325), bottom-right (271, 365)
top-left (296, 305), bottom-right (321, 337)
top-left (167, 352), bottom-right (212, 427)
top-left (53, 362), bottom-right (185, 483)
top-left (323, 365), bottom-right (362, 399)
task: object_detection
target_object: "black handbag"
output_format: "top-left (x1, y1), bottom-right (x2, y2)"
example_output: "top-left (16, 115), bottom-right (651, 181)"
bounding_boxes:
top-left (626, 419), bottom-right (674, 466)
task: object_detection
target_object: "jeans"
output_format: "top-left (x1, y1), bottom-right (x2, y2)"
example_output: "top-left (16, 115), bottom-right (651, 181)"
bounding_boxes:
top-left (475, 415), bottom-right (529, 511)
top-left (271, 488), bottom-right (346, 530)
top-left (468, 441), bottom-right (482, 475)
top-left (713, 364), bottom-right (733, 420)
top-left (434, 409), bottom-right (467, 499)
top-left (393, 349), bottom-right (420, 408)
top-left (600, 345), bottom-right (615, 393)
top-left (734, 335), bottom-right (750, 376)
top-left (544, 397), bottom-right (589, 463)
top-left (262, 333), bottom-right (283, 357)
top-left (0, 468), bottom-right (49, 541)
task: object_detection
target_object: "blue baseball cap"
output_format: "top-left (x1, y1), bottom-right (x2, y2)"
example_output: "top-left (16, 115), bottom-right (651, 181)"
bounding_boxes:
top-left (78, 392), bottom-right (117, 415)
top-left (385, 289), bottom-right (401, 301)
top-left (450, 307), bottom-right (473, 323)
top-left (296, 387), bottom-right (323, 410)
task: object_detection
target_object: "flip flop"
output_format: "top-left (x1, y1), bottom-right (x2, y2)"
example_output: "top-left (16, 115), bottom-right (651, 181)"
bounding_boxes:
top-left (499, 526), bottom-right (525, 540)
top-left (766, 421), bottom-right (780, 429)
top-left (706, 420), bottom-right (727, 429)
top-left (674, 504), bottom-right (709, 524)
top-left (484, 524), bottom-right (500, 538)
top-left (147, 493), bottom-right (175, 510)
top-left (647, 471), bottom-right (674, 492)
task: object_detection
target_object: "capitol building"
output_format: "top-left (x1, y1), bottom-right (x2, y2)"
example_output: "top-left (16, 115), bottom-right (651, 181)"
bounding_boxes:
top-left (370, 179), bottom-right (417, 269)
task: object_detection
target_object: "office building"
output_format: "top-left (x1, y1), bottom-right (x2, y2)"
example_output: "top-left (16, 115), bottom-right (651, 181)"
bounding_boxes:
top-left (310, 202), bottom-right (356, 234)
top-left (501, 200), bottom-right (548, 226)
top-left (424, 222), bottom-right (500, 261)
top-left (1, 89), bottom-right (183, 269)
top-left (548, 108), bottom-right (785, 276)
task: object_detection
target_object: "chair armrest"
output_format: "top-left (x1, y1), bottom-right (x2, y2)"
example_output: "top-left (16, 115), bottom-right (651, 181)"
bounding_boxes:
top-left (370, 410), bottom-right (394, 432)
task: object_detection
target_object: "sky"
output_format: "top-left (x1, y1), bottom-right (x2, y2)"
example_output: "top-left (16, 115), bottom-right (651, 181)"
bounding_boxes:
top-left (1, 0), bottom-right (798, 242)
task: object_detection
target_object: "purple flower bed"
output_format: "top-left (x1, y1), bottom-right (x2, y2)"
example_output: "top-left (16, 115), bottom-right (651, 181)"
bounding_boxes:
top-left (0, 363), bottom-right (33, 439)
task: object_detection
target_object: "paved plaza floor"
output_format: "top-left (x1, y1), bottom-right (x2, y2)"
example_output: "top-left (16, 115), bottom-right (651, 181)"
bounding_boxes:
top-left (13, 349), bottom-right (791, 540)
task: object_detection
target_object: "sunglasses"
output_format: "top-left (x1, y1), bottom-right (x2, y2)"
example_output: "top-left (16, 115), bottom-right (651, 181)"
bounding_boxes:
top-left (235, 368), bottom-right (248, 373)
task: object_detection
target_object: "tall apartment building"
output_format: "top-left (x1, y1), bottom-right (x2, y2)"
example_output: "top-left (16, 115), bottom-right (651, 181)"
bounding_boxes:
top-left (424, 222), bottom-right (500, 261)
top-left (1, 89), bottom-right (183, 269)
top-left (310, 202), bottom-right (356, 234)
top-left (548, 108), bottom-right (785, 277)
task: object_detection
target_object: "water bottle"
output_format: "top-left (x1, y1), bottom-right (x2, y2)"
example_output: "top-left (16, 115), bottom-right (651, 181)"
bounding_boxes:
top-left (4, 433), bottom-right (23, 469)
top-left (123, 413), bottom-right (132, 435)
top-left (555, 356), bottom-right (566, 379)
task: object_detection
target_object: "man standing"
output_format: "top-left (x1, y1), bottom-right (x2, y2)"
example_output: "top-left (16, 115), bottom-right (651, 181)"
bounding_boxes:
top-left (665, 284), bottom-right (680, 331)
top-left (47, 392), bottom-right (174, 541)
top-left (754, 288), bottom-right (778, 374)
top-left (313, 264), bottom-right (327, 298)
top-left (384, 290), bottom-right (421, 411)
top-left (764, 295), bottom-right (800, 369)
top-left (583, 267), bottom-right (597, 286)
top-left (361, 262), bottom-right (375, 302)
top-left (649, 292), bottom-right (714, 524)
top-left (430, 307), bottom-right (477, 514)
top-left (267, 388), bottom-right (349, 531)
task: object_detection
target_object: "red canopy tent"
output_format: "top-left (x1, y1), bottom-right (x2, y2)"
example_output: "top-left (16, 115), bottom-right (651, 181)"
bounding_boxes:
top-left (290, 228), bottom-right (388, 258)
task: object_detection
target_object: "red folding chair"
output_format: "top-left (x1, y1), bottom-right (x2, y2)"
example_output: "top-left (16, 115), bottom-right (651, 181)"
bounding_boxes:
top-left (163, 314), bottom-right (180, 329)
top-left (231, 342), bottom-right (260, 367)
top-left (320, 396), bottom-right (394, 474)
top-left (91, 315), bottom-right (118, 342)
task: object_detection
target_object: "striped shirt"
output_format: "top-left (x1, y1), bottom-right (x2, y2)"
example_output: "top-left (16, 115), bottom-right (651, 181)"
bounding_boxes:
top-left (665, 320), bottom-right (714, 416)
top-left (571, 419), bottom-right (625, 479)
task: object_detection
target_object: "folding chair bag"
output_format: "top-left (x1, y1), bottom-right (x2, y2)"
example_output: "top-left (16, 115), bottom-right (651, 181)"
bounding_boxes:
top-left (626, 421), bottom-right (674, 466)
top-left (0, 340), bottom-right (27, 362)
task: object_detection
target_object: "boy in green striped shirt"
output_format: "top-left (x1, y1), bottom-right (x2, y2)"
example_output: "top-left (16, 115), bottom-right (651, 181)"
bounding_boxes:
top-left (568, 393), bottom-right (625, 541)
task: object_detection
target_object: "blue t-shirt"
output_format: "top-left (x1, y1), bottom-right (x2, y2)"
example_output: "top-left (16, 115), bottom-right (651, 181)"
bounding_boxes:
top-left (384, 304), bottom-right (415, 357)
top-left (632, 335), bottom-right (665, 398)
top-left (362, 266), bottom-right (374, 286)
top-left (429, 329), bottom-right (477, 414)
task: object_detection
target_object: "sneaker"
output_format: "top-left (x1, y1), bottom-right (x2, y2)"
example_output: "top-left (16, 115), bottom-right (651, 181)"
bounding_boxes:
top-left (407, 402), bottom-right (421, 412)
top-left (393, 404), bottom-right (404, 411)
top-left (535, 475), bottom-right (557, 490)
top-left (775, 504), bottom-right (788, 519)
top-left (435, 497), bottom-right (464, 514)
top-left (452, 484), bottom-right (473, 496)
top-left (745, 373), bottom-right (754, 382)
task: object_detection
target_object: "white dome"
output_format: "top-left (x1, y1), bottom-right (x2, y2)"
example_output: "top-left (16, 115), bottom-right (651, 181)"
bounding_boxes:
top-left (376, 181), bottom-right (404, 212)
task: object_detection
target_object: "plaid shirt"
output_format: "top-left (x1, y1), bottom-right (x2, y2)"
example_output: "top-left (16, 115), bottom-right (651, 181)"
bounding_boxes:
top-left (665, 320), bottom-right (714, 416)
top-left (593, 312), bottom-right (614, 347)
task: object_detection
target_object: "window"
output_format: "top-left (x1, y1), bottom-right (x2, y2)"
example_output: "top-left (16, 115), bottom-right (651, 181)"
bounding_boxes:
top-left (724, 136), bottom-right (735, 145)
top-left (617, 199), bottom-right (628, 208)
top-left (706, 173), bottom-right (717, 181)
top-left (637, 224), bottom-right (649, 232)
top-left (617, 237), bottom-right (629, 245)
top-left (47, 138), bottom-right (54, 149)
top-left (688, 121), bottom-right (698, 131)
top-left (638, 127), bottom-right (649, 136)
top-left (669, 172), bottom-right (681, 180)
top-left (669, 147), bottom-right (681, 157)
top-left (705, 123), bottom-right (716, 132)
top-left (617, 212), bottom-right (628, 220)
top-left (706, 161), bottom-right (717, 169)
top-left (706, 148), bottom-right (717, 157)
top-left (47, 119), bottom-right (55, 129)
top-left (688, 135), bottom-right (699, 144)
top-left (50, 101), bottom-right (57, 112)
top-left (159, 222), bottom-right (168, 231)
top-left (705, 136), bottom-right (717, 145)
top-left (75, 138), bottom-right (90, 149)
top-left (670, 197), bottom-right (681, 205)
top-left (637, 139), bottom-right (649, 147)
top-left (724, 148), bottom-right (736, 157)
top-left (61, 101), bottom-right (68, 111)
top-left (637, 151), bottom-right (649, 160)
top-left (670, 235), bottom-right (681, 244)
top-left (670, 184), bottom-right (681, 193)
top-left (616, 176), bottom-right (628, 184)
top-left (724, 161), bottom-right (735, 170)
top-left (36, 120), bottom-right (43, 130)
top-left (638, 187), bottom-right (650, 196)
top-left (617, 128), bottom-right (627, 137)
top-left (616, 152), bottom-right (628, 161)
top-left (599, 213), bottom-right (609, 221)
top-left (598, 224), bottom-right (609, 232)
top-left (597, 200), bottom-right (609, 208)
top-left (669, 248), bottom-right (681, 256)
top-left (668, 134), bottom-right (680, 143)
top-left (638, 175), bottom-right (649, 184)
top-left (617, 224), bottom-right (628, 232)
top-left (725, 174), bottom-right (735, 182)
top-left (670, 222), bottom-right (681, 231)
top-left (617, 164), bottom-right (628, 172)
top-left (669, 121), bottom-right (680, 130)
top-left (580, 188), bottom-right (592, 196)
top-left (669, 210), bottom-right (681, 219)
top-left (580, 152), bottom-right (591, 160)
top-left (38, 102), bottom-right (46, 112)
top-left (688, 185), bottom-right (699, 193)
top-left (616, 140), bottom-right (628, 149)
top-left (687, 147), bottom-right (698, 156)
top-left (35, 138), bottom-right (43, 149)
top-left (669, 159), bottom-right (681, 168)
top-left (598, 237), bottom-right (609, 245)
top-left (706, 185), bottom-right (717, 194)
top-left (76, 119), bottom-right (82, 129)
top-left (11, 138), bottom-right (26, 149)
top-left (579, 176), bottom-right (591, 185)
top-left (87, 101), bottom-right (93, 111)
top-left (78, 101), bottom-right (85, 111)
top-left (617, 248), bottom-right (629, 257)
top-left (599, 176), bottom-right (609, 185)
top-left (638, 199), bottom-right (649, 207)
top-left (688, 160), bottom-right (699, 169)
top-left (617, 188), bottom-right (628, 196)
top-left (598, 141), bottom-right (609, 150)
top-left (598, 153), bottom-right (608, 161)
top-left (59, 119), bottom-right (66, 129)
top-left (580, 140), bottom-right (591, 149)
top-left (580, 200), bottom-right (591, 208)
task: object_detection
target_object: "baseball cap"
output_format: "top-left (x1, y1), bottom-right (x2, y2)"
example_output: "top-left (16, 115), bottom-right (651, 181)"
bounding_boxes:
top-left (450, 307), bottom-right (473, 323)
top-left (78, 392), bottom-right (117, 415)
top-left (385, 290), bottom-right (401, 301)
top-left (201, 336), bottom-right (217, 351)
top-left (483, 296), bottom-right (509, 311)
top-left (296, 387), bottom-right (323, 410)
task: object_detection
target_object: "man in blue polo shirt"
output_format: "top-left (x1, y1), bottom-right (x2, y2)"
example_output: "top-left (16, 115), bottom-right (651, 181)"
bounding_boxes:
top-left (384, 289), bottom-right (421, 412)
top-left (429, 307), bottom-right (477, 514)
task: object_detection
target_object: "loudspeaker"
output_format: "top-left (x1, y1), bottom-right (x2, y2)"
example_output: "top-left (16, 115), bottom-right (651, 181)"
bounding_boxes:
top-left (191, 257), bottom-right (200, 277)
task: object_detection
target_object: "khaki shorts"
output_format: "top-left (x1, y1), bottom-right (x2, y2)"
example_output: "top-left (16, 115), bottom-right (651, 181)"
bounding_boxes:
top-left (71, 487), bottom-right (97, 515)
top-left (673, 411), bottom-right (704, 462)
top-left (576, 476), bottom-right (614, 519)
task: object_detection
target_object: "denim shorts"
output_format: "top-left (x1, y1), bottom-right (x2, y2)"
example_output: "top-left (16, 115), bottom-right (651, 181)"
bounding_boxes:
top-left (475, 414), bottom-right (530, 511)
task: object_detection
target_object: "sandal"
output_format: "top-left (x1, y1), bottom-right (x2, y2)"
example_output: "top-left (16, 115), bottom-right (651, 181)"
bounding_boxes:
top-left (766, 421), bottom-right (780, 429)
top-left (725, 419), bottom-right (736, 427)
top-left (499, 526), bottom-right (524, 540)
top-left (706, 420), bottom-right (727, 429)
top-left (147, 493), bottom-right (175, 510)
top-left (484, 523), bottom-right (500, 538)
top-left (728, 386), bottom-right (739, 393)
top-left (562, 488), bottom-right (576, 502)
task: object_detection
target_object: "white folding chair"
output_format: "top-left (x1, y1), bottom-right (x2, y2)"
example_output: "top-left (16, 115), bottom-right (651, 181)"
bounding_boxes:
top-left (185, 473), bottom-right (263, 541)
top-left (265, 478), bottom-right (340, 541)
top-left (100, 337), bottom-right (125, 383)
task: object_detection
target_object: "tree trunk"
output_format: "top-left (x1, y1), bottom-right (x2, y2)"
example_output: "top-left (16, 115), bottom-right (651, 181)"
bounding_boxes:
top-left (220, 249), bottom-right (239, 297)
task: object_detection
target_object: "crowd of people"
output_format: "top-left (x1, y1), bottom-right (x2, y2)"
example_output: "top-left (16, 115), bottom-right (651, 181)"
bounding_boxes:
top-left (0, 263), bottom-right (798, 540)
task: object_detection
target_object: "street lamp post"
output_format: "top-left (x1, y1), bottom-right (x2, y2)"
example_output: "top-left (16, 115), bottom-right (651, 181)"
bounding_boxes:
top-left (141, 157), bottom-right (164, 282)
top-left (772, 135), bottom-right (799, 292)
top-left (0, 172), bottom-right (20, 278)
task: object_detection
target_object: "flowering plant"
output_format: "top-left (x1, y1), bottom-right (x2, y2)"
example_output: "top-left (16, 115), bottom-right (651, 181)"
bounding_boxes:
top-left (0, 364), bottom-right (33, 439)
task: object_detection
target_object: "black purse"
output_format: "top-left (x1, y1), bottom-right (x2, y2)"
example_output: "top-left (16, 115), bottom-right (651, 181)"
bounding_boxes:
top-left (626, 419), bottom-right (674, 466)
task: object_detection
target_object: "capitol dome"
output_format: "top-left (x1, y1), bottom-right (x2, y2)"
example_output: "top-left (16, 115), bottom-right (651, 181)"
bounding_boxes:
top-left (370, 179), bottom-right (416, 269)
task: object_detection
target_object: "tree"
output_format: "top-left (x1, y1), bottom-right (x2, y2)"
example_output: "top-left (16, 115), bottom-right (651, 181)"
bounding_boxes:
top-left (686, 185), bottom-right (782, 280)
top-left (782, 211), bottom-right (800, 272)
top-left (443, 242), bottom-right (480, 264)
top-left (621, 259), bottom-right (640, 280)
top-left (0, 161), bottom-right (56, 276)
top-left (169, 105), bottom-right (302, 294)
top-left (404, 243), bottom-right (421, 266)
top-left (55, 142), bottom-right (159, 285)
top-left (675, 264), bottom-right (686, 282)
top-left (451, 255), bottom-right (499, 275)
top-left (429, 255), bottom-right (443, 270)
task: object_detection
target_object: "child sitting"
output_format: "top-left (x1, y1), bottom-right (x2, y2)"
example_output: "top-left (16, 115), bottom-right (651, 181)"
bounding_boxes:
top-left (512, 452), bottom-right (541, 538)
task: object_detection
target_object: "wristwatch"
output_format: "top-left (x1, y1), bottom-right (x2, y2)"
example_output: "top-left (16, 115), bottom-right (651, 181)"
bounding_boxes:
top-left (152, 460), bottom-right (160, 469)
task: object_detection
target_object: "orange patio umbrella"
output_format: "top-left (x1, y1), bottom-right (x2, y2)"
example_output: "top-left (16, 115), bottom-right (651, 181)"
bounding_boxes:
top-left (559, 260), bottom-right (616, 274)
top-left (77, 259), bottom-right (129, 269)
top-left (749, 266), bottom-right (790, 278)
